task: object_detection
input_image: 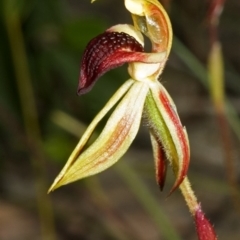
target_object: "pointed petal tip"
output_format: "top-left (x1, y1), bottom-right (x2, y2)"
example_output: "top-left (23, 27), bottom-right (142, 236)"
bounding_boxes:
top-left (48, 175), bottom-right (65, 193)
top-left (77, 84), bottom-right (90, 95)
top-left (194, 204), bottom-right (217, 240)
top-left (166, 174), bottom-right (187, 197)
top-left (47, 187), bottom-right (53, 194)
top-left (157, 170), bottom-right (166, 191)
top-left (159, 182), bottom-right (165, 191)
top-left (47, 181), bottom-right (59, 194)
top-left (157, 159), bottom-right (167, 191)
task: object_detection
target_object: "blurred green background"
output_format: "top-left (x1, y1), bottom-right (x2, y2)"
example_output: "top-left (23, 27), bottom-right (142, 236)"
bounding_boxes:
top-left (0, 0), bottom-right (240, 239)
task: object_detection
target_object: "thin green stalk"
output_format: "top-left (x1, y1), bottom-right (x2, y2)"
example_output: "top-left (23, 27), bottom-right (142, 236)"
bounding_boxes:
top-left (4, 1), bottom-right (56, 239)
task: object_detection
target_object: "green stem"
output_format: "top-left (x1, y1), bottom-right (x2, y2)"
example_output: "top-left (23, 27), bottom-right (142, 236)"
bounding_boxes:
top-left (179, 177), bottom-right (198, 215)
top-left (4, 1), bottom-right (56, 239)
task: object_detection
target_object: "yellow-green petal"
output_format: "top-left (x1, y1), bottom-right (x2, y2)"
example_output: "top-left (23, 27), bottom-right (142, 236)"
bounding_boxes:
top-left (49, 81), bottom-right (149, 191)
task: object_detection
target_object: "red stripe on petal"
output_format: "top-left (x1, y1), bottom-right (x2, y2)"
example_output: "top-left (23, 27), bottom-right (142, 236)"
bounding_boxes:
top-left (52, 82), bottom-right (149, 188)
top-left (151, 135), bottom-right (168, 191)
top-left (159, 90), bottom-right (190, 192)
top-left (87, 113), bottom-right (133, 171)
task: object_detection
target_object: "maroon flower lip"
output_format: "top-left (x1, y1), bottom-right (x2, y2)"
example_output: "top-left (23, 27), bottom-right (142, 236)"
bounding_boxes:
top-left (78, 31), bottom-right (144, 95)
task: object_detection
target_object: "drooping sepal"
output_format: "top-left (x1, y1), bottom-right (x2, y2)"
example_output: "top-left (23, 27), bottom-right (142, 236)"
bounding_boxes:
top-left (155, 83), bottom-right (190, 193)
top-left (144, 81), bottom-right (190, 194)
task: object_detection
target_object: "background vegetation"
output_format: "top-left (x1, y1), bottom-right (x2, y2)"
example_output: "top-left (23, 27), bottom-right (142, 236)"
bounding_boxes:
top-left (0, 0), bottom-right (240, 239)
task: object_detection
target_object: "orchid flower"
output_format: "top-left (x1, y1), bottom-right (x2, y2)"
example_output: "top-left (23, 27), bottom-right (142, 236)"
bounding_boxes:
top-left (49, 0), bottom-right (217, 239)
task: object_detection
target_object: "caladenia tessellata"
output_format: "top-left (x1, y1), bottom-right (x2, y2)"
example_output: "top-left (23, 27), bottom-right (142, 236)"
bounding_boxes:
top-left (49, 0), bottom-right (217, 239)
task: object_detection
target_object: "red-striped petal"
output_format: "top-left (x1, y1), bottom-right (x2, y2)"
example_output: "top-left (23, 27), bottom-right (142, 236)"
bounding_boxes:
top-left (158, 86), bottom-right (190, 193)
top-left (49, 81), bottom-right (149, 191)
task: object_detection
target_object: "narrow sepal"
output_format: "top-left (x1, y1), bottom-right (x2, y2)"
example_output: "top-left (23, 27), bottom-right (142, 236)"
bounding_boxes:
top-left (150, 82), bottom-right (190, 193)
top-left (195, 204), bottom-right (217, 240)
top-left (49, 81), bottom-right (149, 191)
top-left (150, 132), bottom-right (167, 191)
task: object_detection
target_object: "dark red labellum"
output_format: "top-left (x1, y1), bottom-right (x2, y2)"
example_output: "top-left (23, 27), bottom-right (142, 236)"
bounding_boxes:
top-left (78, 31), bottom-right (144, 95)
